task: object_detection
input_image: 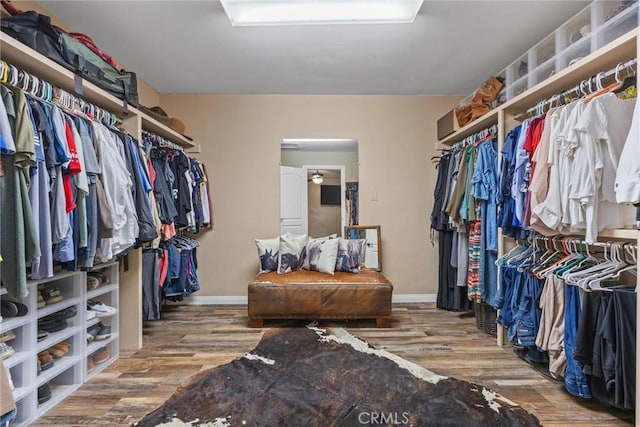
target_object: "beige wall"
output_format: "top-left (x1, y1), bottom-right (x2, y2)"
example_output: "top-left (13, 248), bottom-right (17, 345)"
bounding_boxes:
top-left (160, 94), bottom-right (460, 296)
top-left (281, 150), bottom-right (359, 182)
top-left (308, 177), bottom-right (341, 238)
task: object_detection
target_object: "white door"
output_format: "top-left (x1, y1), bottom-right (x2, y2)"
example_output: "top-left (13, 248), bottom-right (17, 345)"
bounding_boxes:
top-left (280, 166), bottom-right (308, 235)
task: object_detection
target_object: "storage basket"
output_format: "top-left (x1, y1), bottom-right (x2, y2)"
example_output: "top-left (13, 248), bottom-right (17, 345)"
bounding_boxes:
top-left (474, 302), bottom-right (497, 337)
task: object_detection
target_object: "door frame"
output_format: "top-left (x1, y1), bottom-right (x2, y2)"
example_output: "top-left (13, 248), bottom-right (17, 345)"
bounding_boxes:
top-left (302, 164), bottom-right (346, 237)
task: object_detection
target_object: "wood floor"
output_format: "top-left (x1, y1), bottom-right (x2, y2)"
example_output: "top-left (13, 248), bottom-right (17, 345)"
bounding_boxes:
top-left (33, 303), bottom-right (633, 426)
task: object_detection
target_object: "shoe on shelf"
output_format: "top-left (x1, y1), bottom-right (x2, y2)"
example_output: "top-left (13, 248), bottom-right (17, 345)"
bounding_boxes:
top-left (87, 323), bottom-right (102, 341)
top-left (39, 286), bottom-right (63, 305)
top-left (88, 271), bottom-right (107, 284)
top-left (40, 305), bottom-right (78, 324)
top-left (37, 382), bottom-right (52, 405)
top-left (38, 318), bottom-right (68, 333)
top-left (37, 329), bottom-right (49, 342)
top-left (87, 357), bottom-right (95, 373)
top-left (58, 305), bottom-right (77, 319)
top-left (37, 291), bottom-right (46, 309)
top-left (87, 300), bottom-right (117, 317)
top-left (0, 343), bottom-right (15, 360)
top-left (87, 275), bottom-right (101, 291)
top-left (38, 350), bottom-right (54, 370)
top-left (0, 330), bottom-right (16, 343)
top-left (0, 299), bottom-right (28, 317)
top-left (87, 309), bottom-right (97, 321)
top-left (95, 325), bottom-right (112, 341)
top-left (48, 342), bottom-right (71, 359)
top-left (92, 347), bottom-right (110, 364)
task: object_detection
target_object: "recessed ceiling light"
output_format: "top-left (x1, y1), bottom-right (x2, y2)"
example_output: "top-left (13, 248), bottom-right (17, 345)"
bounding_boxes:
top-left (220, 0), bottom-right (424, 26)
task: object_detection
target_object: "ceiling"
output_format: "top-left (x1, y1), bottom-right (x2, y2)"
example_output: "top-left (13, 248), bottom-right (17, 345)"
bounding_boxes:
top-left (41, 1), bottom-right (590, 96)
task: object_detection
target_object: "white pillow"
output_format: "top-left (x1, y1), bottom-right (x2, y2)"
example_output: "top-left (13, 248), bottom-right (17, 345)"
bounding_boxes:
top-left (255, 237), bottom-right (280, 273)
top-left (302, 237), bottom-right (340, 275)
top-left (311, 233), bottom-right (338, 240)
top-left (278, 234), bottom-right (308, 274)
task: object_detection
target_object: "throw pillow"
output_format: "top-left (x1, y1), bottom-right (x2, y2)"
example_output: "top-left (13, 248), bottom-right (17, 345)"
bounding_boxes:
top-left (335, 238), bottom-right (366, 273)
top-left (302, 237), bottom-right (340, 275)
top-left (311, 233), bottom-right (338, 240)
top-left (255, 237), bottom-right (280, 273)
top-left (278, 234), bottom-right (308, 274)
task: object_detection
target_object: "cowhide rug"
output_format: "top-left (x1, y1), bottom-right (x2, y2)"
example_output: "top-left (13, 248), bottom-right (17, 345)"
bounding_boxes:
top-left (136, 326), bottom-right (541, 427)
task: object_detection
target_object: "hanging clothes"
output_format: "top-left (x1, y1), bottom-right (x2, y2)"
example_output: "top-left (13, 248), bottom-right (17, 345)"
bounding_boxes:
top-left (502, 89), bottom-right (637, 244)
top-left (431, 150), bottom-right (472, 311)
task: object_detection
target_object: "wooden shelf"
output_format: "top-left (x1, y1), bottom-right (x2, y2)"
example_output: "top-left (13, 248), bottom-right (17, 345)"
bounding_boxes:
top-left (136, 110), bottom-right (196, 149)
top-left (0, 33), bottom-right (130, 116)
top-left (438, 109), bottom-right (500, 146)
top-left (501, 29), bottom-right (637, 114)
top-left (0, 33), bottom-right (199, 153)
top-left (437, 28), bottom-right (637, 145)
top-left (597, 228), bottom-right (639, 240)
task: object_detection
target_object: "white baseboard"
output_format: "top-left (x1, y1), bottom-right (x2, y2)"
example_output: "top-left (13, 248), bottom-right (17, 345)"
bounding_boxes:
top-left (168, 294), bottom-right (437, 305)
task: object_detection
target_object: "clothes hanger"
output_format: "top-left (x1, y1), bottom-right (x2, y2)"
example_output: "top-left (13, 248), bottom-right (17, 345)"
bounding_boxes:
top-left (576, 243), bottom-right (626, 290)
top-left (537, 237), bottom-right (576, 279)
top-left (0, 61), bottom-right (7, 84)
top-left (586, 243), bottom-right (632, 290)
top-left (584, 63), bottom-right (626, 104)
top-left (564, 243), bottom-right (613, 287)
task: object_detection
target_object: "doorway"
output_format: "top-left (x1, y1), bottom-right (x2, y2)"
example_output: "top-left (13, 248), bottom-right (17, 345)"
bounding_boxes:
top-left (304, 165), bottom-right (345, 237)
top-left (280, 139), bottom-right (358, 238)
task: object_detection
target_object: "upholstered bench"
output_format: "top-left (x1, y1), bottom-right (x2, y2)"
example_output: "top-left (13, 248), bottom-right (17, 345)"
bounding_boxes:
top-left (248, 270), bottom-right (393, 328)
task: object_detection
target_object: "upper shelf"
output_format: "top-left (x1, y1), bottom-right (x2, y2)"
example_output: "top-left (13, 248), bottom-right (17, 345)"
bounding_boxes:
top-left (501, 28), bottom-right (637, 114)
top-left (0, 32), bottom-right (197, 150)
top-left (0, 32), bottom-right (128, 115)
top-left (437, 28), bottom-right (637, 145)
top-left (438, 109), bottom-right (500, 146)
top-left (135, 110), bottom-right (196, 149)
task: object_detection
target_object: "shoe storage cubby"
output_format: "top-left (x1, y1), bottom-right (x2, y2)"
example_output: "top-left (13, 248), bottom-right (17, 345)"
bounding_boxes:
top-left (0, 262), bottom-right (120, 426)
top-left (85, 262), bottom-right (119, 381)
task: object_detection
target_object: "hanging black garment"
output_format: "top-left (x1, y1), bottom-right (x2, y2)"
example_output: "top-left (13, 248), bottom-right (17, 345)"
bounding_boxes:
top-left (170, 151), bottom-right (192, 229)
top-left (432, 153), bottom-right (472, 311)
top-left (150, 148), bottom-right (178, 225)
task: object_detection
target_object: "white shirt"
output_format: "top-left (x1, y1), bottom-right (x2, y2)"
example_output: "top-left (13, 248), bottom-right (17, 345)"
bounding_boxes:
top-left (615, 97), bottom-right (640, 203)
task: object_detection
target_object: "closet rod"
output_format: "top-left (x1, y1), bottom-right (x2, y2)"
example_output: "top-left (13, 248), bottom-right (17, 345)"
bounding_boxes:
top-left (451, 123), bottom-right (498, 150)
top-left (1, 60), bottom-right (119, 127)
top-left (515, 58), bottom-right (637, 120)
top-left (142, 129), bottom-right (187, 153)
top-left (532, 234), bottom-right (637, 250)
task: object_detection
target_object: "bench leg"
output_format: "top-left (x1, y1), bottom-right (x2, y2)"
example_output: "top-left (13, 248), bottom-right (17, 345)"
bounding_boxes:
top-left (376, 317), bottom-right (390, 328)
top-left (249, 318), bottom-right (264, 328)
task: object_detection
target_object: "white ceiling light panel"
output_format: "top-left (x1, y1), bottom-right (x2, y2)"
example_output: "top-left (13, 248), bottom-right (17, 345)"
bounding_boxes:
top-left (220, 0), bottom-right (424, 26)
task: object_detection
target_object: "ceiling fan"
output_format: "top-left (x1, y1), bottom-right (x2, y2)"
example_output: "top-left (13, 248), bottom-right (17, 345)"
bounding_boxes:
top-left (308, 170), bottom-right (324, 184)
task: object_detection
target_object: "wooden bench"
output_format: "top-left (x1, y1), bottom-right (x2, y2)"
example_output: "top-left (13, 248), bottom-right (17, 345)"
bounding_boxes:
top-left (248, 270), bottom-right (393, 328)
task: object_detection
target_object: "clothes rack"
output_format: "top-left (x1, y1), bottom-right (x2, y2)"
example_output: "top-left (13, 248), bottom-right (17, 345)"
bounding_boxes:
top-left (451, 123), bottom-right (498, 151)
top-left (142, 129), bottom-right (187, 153)
top-left (515, 58), bottom-right (637, 120)
top-left (1, 60), bottom-right (119, 127)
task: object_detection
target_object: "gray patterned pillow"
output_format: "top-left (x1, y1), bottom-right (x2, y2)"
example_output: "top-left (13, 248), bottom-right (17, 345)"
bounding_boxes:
top-left (335, 238), bottom-right (366, 273)
top-left (302, 237), bottom-right (340, 275)
top-left (278, 234), bottom-right (308, 274)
